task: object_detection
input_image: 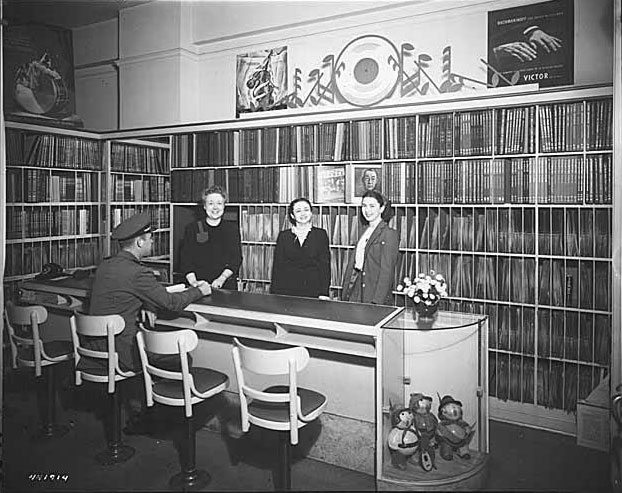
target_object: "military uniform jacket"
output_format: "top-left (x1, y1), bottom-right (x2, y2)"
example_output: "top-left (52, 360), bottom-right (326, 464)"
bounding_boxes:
top-left (340, 221), bottom-right (399, 305)
top-left (88, 250), bottom-right (205, 372)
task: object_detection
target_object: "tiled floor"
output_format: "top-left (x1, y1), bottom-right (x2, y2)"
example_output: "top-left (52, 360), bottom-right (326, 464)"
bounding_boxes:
top-left (2, 365), bottom-right (612, 492)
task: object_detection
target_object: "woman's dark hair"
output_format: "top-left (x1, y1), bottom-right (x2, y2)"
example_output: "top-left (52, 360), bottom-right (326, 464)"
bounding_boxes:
top-left (359, 190), bottom-right (394, 225)
top-left (287, 197), bottom-right (313, 225)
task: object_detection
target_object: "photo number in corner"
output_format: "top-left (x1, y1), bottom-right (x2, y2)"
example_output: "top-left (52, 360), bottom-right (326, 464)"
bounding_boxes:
top-left (487, 0), bottom-right (574, 88)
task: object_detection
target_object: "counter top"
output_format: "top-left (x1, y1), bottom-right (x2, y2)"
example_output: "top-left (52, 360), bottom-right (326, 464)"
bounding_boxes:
top-left (383, 309), bottom-right (487, 331)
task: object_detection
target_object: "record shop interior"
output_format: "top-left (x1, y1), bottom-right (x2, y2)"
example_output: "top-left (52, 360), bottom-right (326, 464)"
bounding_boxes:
top-left (1, 0), bottom-right (622, 491)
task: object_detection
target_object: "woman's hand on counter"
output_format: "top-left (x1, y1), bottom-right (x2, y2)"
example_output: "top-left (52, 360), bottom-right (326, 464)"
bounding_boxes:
top-left (197, 280), bottom-right (212, 296)
top-left (211, 275), bottom-right (227, 289)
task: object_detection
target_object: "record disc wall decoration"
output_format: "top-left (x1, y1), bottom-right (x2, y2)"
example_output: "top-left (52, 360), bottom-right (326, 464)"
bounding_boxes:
top-left (334, 35), bottom-right (400, 107)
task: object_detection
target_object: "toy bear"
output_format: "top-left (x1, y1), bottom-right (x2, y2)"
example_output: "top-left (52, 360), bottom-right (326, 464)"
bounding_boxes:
top-left (436, 395), bottom-right (475, 461)
top-left (386, 407), bottom-right (418, 470)
top-left (409, 393), bottom-right (438, 471)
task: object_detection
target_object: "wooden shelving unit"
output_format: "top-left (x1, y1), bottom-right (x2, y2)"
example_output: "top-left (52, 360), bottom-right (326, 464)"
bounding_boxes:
top-left (4, 122), bottom-right (105, 296)
top-left (165, 85), bottom-right (613, 433)
top-left (104, 138), bottom-right (172, 282)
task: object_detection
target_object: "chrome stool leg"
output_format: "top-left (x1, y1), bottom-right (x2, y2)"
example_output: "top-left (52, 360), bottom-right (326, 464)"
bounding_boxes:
top-left (95, 390), bottom-right (135, 465)
top-left (169, 416), bottom-right (210, 491)
top-left (276, 431), bottom-right (292, 491)
top-left (33, 365), bottom-right (69, 440)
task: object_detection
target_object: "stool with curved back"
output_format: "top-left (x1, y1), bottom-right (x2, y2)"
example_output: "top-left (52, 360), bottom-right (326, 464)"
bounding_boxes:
top-left (69, 312), bottom-right (138, 465)
top-left (4, 301), bottom-right (73, 439)
top-left (231, 337), bottom-right (328, 491)
top-left (136, 328), bottom-right (229, 491)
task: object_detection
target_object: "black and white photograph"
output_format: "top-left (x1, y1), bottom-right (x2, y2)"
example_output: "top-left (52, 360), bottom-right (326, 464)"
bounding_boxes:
top-left (1, 0), bottom-right (620, 492)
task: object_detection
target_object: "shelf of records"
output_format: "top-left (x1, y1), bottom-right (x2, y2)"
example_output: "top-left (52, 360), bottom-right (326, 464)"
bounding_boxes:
top-left (239, 236), bottom-right (610, 313)
top-left (5, 127), bottom-right (103, 170)
top-left (238, 204), bottom-right (611, 256)
top-left (109, 140), bottom-right (170, 174)
top-left (170, 153), bottom-right (612, 207)
top-left (4, 238), bottom-right (103, 280)
top-left (6, 205), bottom-right (101, 240)
top-left (110, 204), bottom-right (171, 231)
top-left (442, 299), bottom-right (609, 414)
top-left (109, 230), bottom-right (170, 260)
top-left (6, 167), bottom-right (101, 203)
top-left (109, 172), bottom-right (171, 203)
top-left (169, 98), bottom-right (612, 169)
top-left (237, 204), bottom-right (610, 301)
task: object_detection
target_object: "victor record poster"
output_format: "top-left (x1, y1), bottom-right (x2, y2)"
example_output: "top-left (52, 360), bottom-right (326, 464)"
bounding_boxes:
top-left (487, 0), bottom-right (574, 88)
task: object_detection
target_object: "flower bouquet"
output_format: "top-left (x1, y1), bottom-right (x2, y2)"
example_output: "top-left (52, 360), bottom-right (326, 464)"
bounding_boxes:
top-left (397, 271), bottom-right (448, 320)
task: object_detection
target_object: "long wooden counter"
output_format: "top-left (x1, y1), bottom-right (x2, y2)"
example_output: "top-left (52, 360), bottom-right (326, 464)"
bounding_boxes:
top-left (21, 277), bottom-right (403, 358)
top-left (20, 276), bottom-right (489, 487)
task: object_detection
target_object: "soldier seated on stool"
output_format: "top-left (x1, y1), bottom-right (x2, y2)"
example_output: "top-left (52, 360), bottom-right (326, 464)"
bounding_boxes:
top-left (85, 212), bottom-right (212, 434)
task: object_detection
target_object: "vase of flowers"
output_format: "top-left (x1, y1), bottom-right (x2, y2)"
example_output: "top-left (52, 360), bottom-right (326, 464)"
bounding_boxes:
top-left (397, 271), bottom-right (448, 321)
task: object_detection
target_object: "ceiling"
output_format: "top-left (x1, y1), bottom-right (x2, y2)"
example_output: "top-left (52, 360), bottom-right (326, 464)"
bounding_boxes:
top-left (2, 0), bottom-right (150, 29)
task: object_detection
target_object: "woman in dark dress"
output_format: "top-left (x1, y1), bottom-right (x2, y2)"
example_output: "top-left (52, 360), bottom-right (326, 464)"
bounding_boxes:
top-left (180, 185), bottom-right (242, 290)
top-left (270, 197), bottom-right (331, 299)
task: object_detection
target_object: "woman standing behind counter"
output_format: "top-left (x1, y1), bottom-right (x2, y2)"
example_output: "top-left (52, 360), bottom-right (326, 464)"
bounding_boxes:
top-left (341, 190), bottom-right (399, 305)
top-left (179, 186), bottom-right (242, 290)
top-left (270, 197), bottom-right (331, 299)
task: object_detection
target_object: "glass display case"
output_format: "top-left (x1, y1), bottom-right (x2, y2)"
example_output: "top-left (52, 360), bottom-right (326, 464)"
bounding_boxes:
top-left (377, 310), bottom-right (489, 490)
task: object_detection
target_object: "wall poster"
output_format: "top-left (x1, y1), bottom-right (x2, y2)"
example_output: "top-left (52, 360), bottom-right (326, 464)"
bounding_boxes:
top-left (3, 22), bottom-right (81, 126)
top-left (236, 46), bottom-right (288, 116)
top-left (487, 0), bottom-right (574, 88)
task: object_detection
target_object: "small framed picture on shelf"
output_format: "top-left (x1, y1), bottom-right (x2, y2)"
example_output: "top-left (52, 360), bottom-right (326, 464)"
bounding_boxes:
top-left (315, 165), bottom-right (346, 203)
top-left (346, 164), bottom-right (382, 204)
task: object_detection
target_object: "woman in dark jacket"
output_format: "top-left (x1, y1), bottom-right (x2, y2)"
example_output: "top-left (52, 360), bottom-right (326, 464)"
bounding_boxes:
top-left (270, 197), bottom-right (331, 298)
top-left (341, 190), bottom-right (399, 305)
top-left (180, 185), bottom-right (242, 290)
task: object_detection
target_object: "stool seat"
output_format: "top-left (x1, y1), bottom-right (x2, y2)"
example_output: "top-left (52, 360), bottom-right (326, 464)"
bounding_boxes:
top-left (137, 328), bottom-right (228, 491)
top-left (17, 340), bottom-right (74, 363)
top-left (4, 301), bottom-right (72, 439)
top-left (153, 367), bottom-right (229, 400)
top-left (232, 337), bottom-right (328, 491)
top-left (70, 313), bottom-right (138, 465)
top-left (249, 385), bottom-right (327, 423)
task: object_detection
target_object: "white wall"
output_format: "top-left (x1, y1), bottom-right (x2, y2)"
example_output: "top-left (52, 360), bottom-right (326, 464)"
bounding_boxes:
top-left (193, 0), bottom-right (613, 122)
top-left (73, 19), bottom-right (119, 130)
top-left (191, 0), bottom-right (398, 45)
top-left (72, 0), bottom-right (614, 130)
top-left (74, 65), bottom-right (119, 131)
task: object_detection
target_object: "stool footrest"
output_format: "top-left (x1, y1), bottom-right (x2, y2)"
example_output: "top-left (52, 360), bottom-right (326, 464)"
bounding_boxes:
top-left (169, 468), bottom-right (211, 491)
top-left (95, 444), bottom-right (135, 465)
top-left (32, 423), bottom-right (70, 441)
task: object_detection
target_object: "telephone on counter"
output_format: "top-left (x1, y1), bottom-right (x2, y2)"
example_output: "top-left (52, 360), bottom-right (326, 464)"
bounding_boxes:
top-left (35, 263), bottom-right (65, 280)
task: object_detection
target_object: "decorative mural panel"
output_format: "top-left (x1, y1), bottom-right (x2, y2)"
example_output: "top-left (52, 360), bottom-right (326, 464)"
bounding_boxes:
top-left (234, 0), bottom-right (575, 113)
top-left (280, 36), bottom-right (494, 111)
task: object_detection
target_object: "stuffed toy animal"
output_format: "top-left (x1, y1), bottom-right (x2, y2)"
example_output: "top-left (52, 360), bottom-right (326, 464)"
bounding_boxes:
top-left (436, 395), bottom-right (475, 461)
top-left (409, 393), bottom-right (438, 471)
top-left (387, 407), bottom-right (418, 470)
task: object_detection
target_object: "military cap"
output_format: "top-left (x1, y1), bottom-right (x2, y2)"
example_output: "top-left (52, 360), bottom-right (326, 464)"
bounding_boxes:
top-left (111, 212), bottom-right (152, 240)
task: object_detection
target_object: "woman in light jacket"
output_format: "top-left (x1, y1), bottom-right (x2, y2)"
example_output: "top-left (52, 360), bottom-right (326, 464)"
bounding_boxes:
top-left (341, 190), bottom-right (399, 305)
